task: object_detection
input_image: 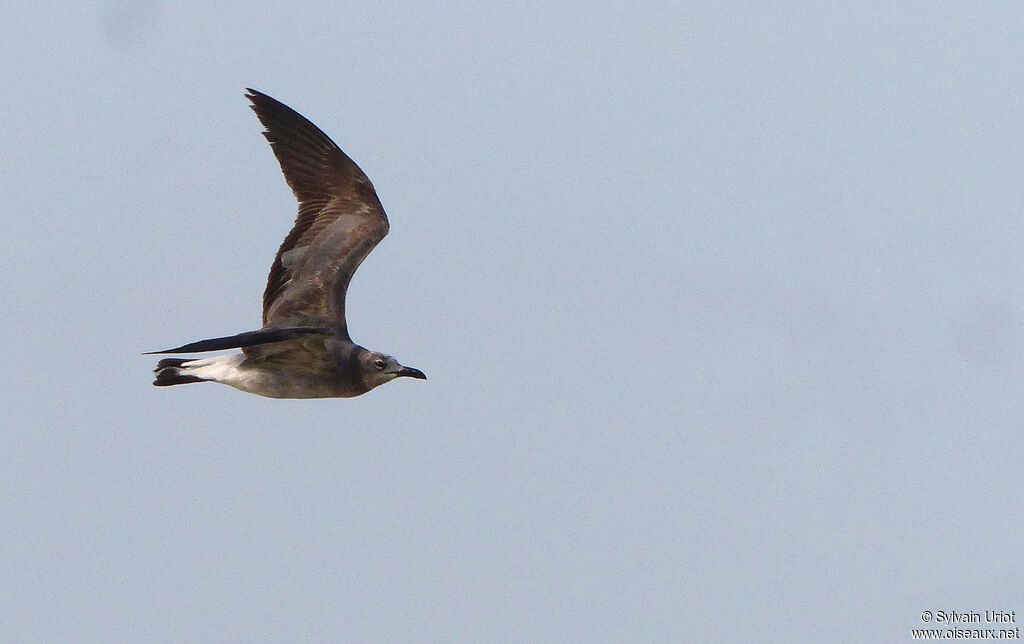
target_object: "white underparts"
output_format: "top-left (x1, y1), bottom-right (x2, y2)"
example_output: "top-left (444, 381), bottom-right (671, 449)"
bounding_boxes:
top-left (179, 353), bottom-right (251, 389)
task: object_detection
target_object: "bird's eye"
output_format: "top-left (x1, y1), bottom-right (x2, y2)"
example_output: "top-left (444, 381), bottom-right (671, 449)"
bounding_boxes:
top-left (374, 358), bottom-right (386, 369)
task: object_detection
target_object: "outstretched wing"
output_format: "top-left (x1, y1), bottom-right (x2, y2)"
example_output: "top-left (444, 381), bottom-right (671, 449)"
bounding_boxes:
top-left (246, 88), bottom-right (389, 339)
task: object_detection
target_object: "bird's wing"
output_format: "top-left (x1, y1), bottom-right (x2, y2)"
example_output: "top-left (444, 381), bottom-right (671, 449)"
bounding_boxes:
top-left (246, 88), bottom-right (389, 339)
top-left (241, 331), bottom-right (334, 367)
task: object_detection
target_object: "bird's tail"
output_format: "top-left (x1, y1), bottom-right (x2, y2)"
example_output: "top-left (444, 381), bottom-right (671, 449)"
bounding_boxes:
top-left (153, 358), bottom-right (207, 386)
top-left (152, 354), bottom-right (248, 388)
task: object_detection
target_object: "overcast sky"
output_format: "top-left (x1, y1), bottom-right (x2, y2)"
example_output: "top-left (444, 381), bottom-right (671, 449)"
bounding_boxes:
top-left (2, 2), bottom-right (1023, 642)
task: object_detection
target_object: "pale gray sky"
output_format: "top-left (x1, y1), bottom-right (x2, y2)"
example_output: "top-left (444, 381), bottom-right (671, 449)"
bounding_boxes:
top-left (2, 2), bottom-right (1022, 642)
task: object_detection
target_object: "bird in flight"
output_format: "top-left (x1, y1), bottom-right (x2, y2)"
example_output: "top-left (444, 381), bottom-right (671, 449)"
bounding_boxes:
top-left (149, 89), bottom-right (426, 398)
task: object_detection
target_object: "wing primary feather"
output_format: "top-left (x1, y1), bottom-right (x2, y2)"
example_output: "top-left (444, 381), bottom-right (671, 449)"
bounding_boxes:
top-left (244, 89), bottom-right (390, 332)
top-left (145, 326), bottom-right (330, 354)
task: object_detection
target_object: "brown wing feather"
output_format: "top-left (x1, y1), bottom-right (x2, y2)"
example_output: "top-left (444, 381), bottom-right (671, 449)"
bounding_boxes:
top-left (245, 89), bottom-right (389, 336)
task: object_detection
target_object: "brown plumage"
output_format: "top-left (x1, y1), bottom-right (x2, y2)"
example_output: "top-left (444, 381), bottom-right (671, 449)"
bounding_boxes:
top-left (247, 88), bottom-right (390, 335)
top-left (148, 89), bottom-right (425, 398)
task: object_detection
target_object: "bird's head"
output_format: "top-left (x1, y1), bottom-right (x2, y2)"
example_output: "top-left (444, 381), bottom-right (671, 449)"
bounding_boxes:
top-left (357, 349), bottom-right (426, 390)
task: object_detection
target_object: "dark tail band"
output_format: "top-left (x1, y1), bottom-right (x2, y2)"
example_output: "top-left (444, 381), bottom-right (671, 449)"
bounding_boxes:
top-left (153, 358), bottom-right (204, 387)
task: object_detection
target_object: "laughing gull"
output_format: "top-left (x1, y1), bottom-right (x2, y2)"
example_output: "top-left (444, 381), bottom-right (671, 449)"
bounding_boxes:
top-left (149, 89), bottom-right (426, 398)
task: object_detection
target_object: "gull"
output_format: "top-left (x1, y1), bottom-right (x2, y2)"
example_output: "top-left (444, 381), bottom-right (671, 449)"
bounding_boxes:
top-left (149, 89), bottom-right (426, 398)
